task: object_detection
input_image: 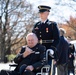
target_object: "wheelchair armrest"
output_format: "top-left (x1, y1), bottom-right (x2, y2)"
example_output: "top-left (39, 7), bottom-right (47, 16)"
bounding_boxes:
top-left (9, 64), bottom-right (18, 70)
top-left (9, 64), bottom-right (18, 67)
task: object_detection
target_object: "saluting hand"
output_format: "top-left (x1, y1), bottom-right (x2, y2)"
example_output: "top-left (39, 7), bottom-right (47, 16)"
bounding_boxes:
top-left (23, 46), bottom-right (35, 58)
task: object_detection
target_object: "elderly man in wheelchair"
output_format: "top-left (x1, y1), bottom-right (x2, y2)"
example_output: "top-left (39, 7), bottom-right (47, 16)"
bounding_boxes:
top-left (0, 33), bottom-right (56, 75)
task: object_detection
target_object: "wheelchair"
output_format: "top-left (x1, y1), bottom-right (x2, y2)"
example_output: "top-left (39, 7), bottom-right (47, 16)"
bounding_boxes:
top-left (9, 49), bottom-right (54, 75)
top-left (36, 49), bottom-right (54, 75)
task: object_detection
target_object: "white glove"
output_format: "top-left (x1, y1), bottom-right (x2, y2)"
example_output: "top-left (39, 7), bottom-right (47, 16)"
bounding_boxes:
top-left (47, 49), bottom-right (54, 58)
top-left (47, 49), bottom-right (54, 55)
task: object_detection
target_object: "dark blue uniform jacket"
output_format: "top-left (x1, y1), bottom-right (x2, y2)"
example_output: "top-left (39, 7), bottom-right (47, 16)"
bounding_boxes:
top-left (32, 19), bottom-right (59, 50)
top-left (32, 19), bottom-right (60, 60)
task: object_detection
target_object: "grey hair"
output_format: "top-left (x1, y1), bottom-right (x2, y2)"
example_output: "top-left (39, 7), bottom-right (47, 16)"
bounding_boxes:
top-left (59, 28), bottom-right (66, 34)
top-left (26, 33), bottom-right (38, 40)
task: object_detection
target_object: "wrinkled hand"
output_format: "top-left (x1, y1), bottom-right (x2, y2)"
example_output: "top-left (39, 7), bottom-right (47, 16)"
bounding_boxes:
top-left (23, 46), bottom-right (35, 58)
top-left (26, 65), bottom-right (34, 71)
top-left (53, 60), bottom-right (56, 64)
top-left (69, 54), bottom-right (72, 58)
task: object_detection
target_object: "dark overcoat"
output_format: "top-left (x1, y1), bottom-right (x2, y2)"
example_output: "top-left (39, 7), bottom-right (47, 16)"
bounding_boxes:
top-left (57, 36), bottom-right (69, 65)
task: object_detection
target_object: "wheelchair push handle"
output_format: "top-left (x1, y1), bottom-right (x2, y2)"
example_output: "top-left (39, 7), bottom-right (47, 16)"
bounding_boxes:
top-left (46, 49), bottom-right (54, 62)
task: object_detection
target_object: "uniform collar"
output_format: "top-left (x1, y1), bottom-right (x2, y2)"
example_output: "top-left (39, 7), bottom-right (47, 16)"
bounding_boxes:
top-left (41, 19), bottom-right (48, 24)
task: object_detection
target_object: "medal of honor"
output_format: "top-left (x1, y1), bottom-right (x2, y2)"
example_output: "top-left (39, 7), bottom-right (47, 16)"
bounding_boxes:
top-left (46, 28), bottom-right (48, 32)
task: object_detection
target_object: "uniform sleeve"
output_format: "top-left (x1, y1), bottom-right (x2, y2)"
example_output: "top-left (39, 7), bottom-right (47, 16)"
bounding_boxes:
top-left (32, 25), bottom-right (36, 33)
top-left (51, 22), bottom-right (60, 48)
top-left (49, 22), bottom-right (60, 60)
top-left (32, 22), bottom-right (40, 34)
top-left (32, 46), bottom-right (46, 70)
top-left (14, 47), bottom-right (25, 64)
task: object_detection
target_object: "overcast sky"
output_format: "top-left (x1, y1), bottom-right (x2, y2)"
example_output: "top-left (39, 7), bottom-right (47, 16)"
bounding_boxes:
top-left (26, 0), bottom-right (76, 23)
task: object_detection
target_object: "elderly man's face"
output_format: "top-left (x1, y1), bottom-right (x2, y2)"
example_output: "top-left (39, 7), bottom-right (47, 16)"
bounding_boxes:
top-left (26, 35), bottom-right (38, 48)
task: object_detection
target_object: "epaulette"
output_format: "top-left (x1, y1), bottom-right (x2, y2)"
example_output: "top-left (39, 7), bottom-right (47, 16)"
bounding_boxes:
top-left (47, 21), bottom-right (55, 25)
top-left (47, 21), bottom-right (56, 30)
top-left (36, 21), bottom-right (41, 25)
top-left (47, 21), bottom-right (52, 25)
top-left (50, 21), bottom-right (55, 23)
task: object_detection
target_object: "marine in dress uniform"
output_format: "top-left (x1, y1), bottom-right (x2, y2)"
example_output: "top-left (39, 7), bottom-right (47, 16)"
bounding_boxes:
top-left (32, 5), bottom-right (60, 75)
top-left (32, 5), bottom-right (60, 61)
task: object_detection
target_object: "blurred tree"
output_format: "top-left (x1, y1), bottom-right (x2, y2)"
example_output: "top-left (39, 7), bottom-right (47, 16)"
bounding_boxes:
top-left (66, 16), bottom-right (76, 31)
top-left (0, 0), bottom-right (38, 62)
top-left (66, 16), bottom-right (76, 39)
top-left (59, 16), bottom-right (76, 40)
